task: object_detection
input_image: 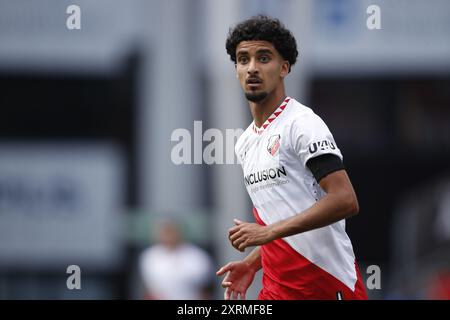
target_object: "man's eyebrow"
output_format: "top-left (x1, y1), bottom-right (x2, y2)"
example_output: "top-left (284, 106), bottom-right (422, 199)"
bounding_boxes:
top-left (256, 49), bottom-right (274, 55)
top-left (236, 48), bottom-right (274, 57)
top-left (236, 49), bottom-right (249, 56)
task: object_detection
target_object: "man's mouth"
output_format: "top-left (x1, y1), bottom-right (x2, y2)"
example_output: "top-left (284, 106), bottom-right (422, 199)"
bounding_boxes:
top-left (246, 78), bottom-right (262, 90)
top-left (246, 78), bottom-right (262, 84)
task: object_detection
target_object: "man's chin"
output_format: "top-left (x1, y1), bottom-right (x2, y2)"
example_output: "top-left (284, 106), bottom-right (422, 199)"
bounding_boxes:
top-left (245, 92), bottom-right (268, 103)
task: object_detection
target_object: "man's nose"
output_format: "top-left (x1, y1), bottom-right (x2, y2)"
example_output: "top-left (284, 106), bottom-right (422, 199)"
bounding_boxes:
top-left (247, 58), bottom-right (258, 75)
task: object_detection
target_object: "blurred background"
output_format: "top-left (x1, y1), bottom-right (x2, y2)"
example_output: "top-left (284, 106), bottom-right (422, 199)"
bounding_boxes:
top-left (0, 0), bottom-right (449, 300)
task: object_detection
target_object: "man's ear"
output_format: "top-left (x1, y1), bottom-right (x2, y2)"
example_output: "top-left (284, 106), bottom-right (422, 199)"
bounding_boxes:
top-left (280, 61), bottom-right (290, 78)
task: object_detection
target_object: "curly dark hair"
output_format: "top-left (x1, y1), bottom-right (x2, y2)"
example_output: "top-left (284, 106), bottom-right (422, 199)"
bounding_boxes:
top-left (226, 15), bottom-right (298, 72)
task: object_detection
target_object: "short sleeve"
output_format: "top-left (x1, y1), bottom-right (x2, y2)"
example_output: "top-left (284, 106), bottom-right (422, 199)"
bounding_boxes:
top-left (291, 112), bottom-right (343, 167)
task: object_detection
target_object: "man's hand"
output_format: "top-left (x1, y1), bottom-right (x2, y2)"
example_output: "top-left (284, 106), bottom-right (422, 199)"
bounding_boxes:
top-left (216, 261), bottom-right (257, 300)
top-left (228, 219), bottom-right (274, 252)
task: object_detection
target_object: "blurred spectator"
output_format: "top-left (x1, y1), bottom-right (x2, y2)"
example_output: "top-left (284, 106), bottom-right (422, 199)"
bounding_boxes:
top-left (139, 219), bottom-right (213, 300)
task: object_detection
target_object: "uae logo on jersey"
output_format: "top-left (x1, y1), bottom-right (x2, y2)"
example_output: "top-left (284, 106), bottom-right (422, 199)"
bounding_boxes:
top-left (267, 134), bottom-right (281, 156)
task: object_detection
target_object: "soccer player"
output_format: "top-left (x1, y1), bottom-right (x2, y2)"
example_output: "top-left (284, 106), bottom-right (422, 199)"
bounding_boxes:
top-left (216, 15), bottom-right (368, 300)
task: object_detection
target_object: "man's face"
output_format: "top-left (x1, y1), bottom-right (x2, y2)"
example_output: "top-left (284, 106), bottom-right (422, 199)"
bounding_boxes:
top-left (235, 40), bottom-right (289, 103)
top-left (158, 221), bottom-right (182, 248)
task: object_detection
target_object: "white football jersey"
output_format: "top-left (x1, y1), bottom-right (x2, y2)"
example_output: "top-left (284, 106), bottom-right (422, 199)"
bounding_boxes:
top-left (235, 97), bottom-right (358, 291)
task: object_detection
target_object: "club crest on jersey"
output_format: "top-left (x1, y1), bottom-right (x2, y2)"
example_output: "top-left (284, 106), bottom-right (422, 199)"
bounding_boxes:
top-left (267, 134), bottom-right (281, 156)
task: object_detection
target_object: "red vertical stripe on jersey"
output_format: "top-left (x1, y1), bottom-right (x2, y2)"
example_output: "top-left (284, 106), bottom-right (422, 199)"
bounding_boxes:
top-left (253, 207), bottom-right (368, 300)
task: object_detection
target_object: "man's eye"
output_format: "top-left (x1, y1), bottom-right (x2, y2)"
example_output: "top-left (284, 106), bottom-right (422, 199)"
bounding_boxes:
top-left (259, 56), bottom-right (270, 63)
top-left (238, 57), bottom-right (248, 64)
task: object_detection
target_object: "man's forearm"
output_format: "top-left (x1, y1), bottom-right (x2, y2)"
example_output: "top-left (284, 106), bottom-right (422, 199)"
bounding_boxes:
top-left (269, 192), bottom-right (358, 240)
top-left (243, 246), bottom-right (262, 272)
top-left (229, 171), bottom-right (359, 251)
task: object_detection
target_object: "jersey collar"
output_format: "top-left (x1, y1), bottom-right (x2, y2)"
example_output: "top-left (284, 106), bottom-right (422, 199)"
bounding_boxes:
top-left (252, 97), bottom-right (291, 135)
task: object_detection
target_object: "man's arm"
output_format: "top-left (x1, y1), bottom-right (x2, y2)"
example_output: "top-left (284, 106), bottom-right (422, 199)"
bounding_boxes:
top-left (216, 246), bottom-right (262, 281)
top-left (269, 169), bottom-right (358, 239)
top-left (229, 169), bottom-right (359, 251)
top-left (242, 246), bottom-right (262, 271)
top-left (216, 246), bottom-right (262, 300)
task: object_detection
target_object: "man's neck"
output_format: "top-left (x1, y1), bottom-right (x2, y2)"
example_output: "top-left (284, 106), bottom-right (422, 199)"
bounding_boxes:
top-left (250, 88), bottom-right (287, 128)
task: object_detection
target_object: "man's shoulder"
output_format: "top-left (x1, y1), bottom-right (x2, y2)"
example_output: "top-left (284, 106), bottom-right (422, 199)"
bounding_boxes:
top-left (284, 98), bottom-right (325, 130)
top-left (139, 245), bottom-right (163, 264)
top-left (180, 244), bottom-right (212, 263)
top-left (286, 98), bottom-right (316, 121)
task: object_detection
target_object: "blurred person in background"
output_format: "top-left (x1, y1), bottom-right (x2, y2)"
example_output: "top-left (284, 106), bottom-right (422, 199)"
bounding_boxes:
top-left (216, 15), bottom-right (367, 300)
top-left (139, 219), bottom-right (213, 300)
